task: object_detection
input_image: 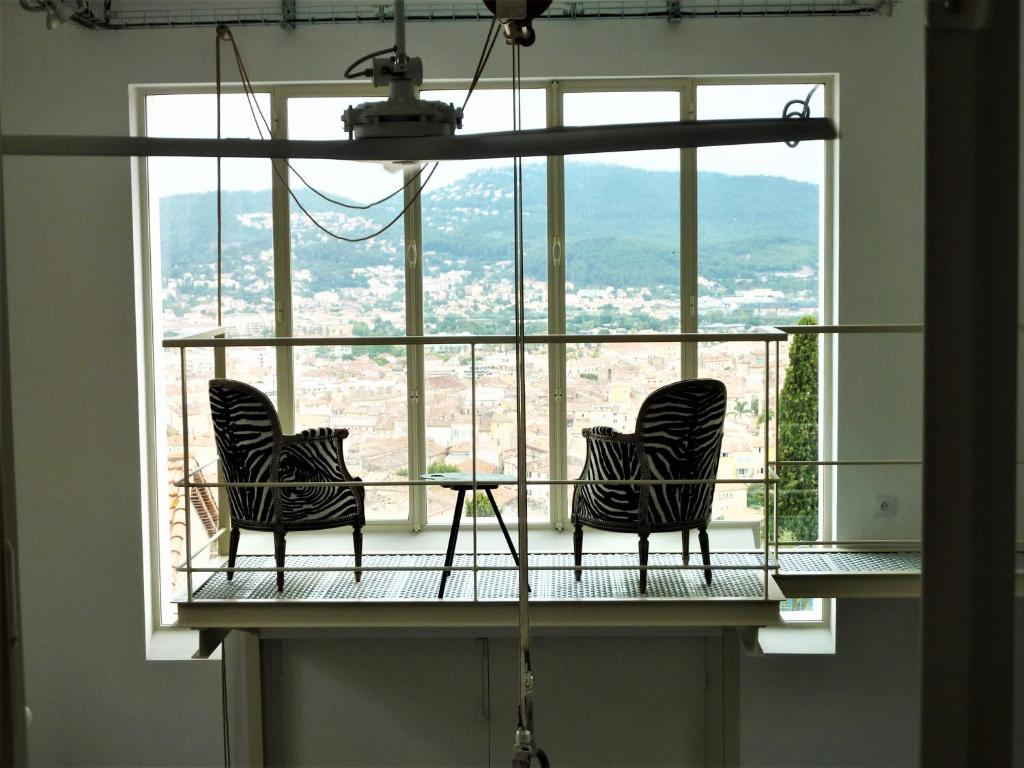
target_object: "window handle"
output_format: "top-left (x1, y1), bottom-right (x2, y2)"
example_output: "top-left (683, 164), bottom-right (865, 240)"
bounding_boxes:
top-left (551, 236), bottom-right (562, 268)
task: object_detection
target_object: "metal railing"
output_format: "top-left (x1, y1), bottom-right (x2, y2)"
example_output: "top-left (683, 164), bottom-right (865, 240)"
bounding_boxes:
top-left (165, 328), bottom-right (785, 602)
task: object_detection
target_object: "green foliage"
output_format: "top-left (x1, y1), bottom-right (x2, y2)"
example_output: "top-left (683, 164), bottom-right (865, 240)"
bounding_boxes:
top-left (464, 491), bottom-right (495, 518)
top-left (747, 482), bottom-right (765, 511)
top-left (427, 461), bottom-right (461, 474)
top-left (395, 467), bottom-right (408, 477)
top-left (579, 372), bottom-right (598, 381)
top-left (778, 315), bottom-right (818, 541)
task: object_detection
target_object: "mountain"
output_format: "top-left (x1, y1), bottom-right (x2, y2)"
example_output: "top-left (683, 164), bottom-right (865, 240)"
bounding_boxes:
top-left (158, 164), bottom-right (818, 309)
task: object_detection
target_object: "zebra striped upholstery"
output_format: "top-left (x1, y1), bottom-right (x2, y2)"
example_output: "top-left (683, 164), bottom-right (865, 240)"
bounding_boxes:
top-left (209, 379), bottom-right (365, 589)
top-left (572, 379), bottom-right (727, 591)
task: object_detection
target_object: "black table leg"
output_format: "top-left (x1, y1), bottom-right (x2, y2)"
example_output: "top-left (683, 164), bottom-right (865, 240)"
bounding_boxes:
top-left (486, 488), bottom-right (520, 565)
top-left (485, 488), bottom-right (530, 592)
top-left (438, 489), bottom-right (466, 599)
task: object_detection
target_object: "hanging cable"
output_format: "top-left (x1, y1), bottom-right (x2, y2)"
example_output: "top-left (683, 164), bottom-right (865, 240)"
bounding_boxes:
top-left (343, 45), bottom-right (396, 79)
top-left (462, 18), bottom-right (500, 112)
top-left (223, 28), bottom-right (427, 209)
top-left (509, 37), bottom-right (549, 768)
top-left (217, 26), bottom-right (437, 243)
top-left (782, 84), bottom-right (820, 148)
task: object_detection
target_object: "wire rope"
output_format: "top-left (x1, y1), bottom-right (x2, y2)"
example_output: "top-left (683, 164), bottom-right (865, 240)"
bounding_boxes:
top-left (509, 38), bottom-right (548, 768)
top-left (462, 18), bottom-right (500, 112)
top-left (218, 26), bottom-right (436, 243)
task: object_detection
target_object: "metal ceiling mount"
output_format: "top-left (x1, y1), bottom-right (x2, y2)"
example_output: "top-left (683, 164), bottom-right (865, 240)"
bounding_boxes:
top-left (24, 0), bottom-right (896, 30)
top-left (341, 0), bottom-right (463, 141)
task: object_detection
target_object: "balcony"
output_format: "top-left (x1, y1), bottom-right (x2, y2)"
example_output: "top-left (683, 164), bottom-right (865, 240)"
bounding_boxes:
top-left (160, 324), bottom-right (1023, 635)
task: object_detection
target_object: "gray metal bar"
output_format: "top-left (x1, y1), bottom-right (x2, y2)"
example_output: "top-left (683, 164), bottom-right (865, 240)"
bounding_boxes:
top-left (185, 561), bottom-right (779, 575)
top-left (0, 118), bottom-right (836, 162)
top-left (162, 329), bottom-right (788, 348)
top-left (774, 323), bottom-right (923, 334)
top-left (921, 1), bottom-right (1018, 764)
top-left (176, 476), bottom-right (775, 489)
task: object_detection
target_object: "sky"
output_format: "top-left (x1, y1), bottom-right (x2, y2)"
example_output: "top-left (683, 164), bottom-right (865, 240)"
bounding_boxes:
top-left (145, 82), bottom-right (825, 203)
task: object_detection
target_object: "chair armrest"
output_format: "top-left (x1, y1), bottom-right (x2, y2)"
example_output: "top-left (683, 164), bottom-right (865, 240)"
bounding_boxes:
top-left (581, 426), bottom-right (636, 444)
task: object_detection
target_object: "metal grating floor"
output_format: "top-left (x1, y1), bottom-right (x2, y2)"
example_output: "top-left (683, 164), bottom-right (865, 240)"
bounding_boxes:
top-left (777, 550), bottom-right (921, 573)
top-left (190, 552), bottom-right (770, 601)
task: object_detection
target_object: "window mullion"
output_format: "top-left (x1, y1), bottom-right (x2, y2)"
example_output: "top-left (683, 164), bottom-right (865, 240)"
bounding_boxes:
top-left (404, 166), bottom-right (427, 531)
top-left (271, 87), bottom-right (296, 433)
top-left (680, 81), bottom-right (698, 379)
top-left (546, 81), bottom-right (568, 530)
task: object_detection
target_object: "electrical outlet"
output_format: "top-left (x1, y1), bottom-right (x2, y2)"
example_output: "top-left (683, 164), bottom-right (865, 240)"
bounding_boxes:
top-left (875, 495), bottom-right (898, 517)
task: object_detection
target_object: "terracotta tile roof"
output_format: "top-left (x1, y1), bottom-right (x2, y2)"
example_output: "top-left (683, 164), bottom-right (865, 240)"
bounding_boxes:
top-left (167, 453), bottom-right (220, 593)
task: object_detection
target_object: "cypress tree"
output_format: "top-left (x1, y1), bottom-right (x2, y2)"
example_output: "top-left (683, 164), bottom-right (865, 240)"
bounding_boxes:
top-left (777, 315), bottom-right (818, 541)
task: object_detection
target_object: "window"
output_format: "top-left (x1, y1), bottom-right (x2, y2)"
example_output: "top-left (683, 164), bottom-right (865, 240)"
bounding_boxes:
top-left (696, 82), bottom-right (826, 542)
top-left (142, 77), bottom-right (832, 623)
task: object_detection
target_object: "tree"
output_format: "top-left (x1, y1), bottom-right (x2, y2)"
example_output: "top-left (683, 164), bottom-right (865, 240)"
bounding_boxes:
top-left (777, 315), bottom-right (818, 542)
top-left (464, 491), bottom-right (495, 518)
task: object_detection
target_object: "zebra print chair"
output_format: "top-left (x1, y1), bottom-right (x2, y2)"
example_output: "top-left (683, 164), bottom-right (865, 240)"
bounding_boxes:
top-left (209, 379), bottom-right (365, 591)
top-left (572, 379), bottom-right (727, 593)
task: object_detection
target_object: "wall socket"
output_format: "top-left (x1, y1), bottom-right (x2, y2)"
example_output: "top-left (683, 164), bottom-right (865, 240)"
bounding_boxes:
top-left (875, 495), bottom-right (898, 517)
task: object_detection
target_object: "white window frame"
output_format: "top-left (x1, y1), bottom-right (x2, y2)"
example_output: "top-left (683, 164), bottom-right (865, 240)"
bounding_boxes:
top-left (137, 75), bottom-right (836, 628)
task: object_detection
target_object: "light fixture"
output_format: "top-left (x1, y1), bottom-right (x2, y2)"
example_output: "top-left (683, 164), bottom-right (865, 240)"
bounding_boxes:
top-left (44, 0), bottom-right (77, 29)
top-left (341, 0), bottom-right (462, 144)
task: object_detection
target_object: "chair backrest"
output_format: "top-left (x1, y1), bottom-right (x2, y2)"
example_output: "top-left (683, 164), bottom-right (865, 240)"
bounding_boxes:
top-left (209, 379), bottom-right (282, 526)
top-left (635, 379), bottom-right (727, 528)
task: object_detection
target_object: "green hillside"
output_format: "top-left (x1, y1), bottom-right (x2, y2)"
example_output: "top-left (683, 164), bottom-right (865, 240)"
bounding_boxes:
top-left (158, 164), bottom-right (818, 312)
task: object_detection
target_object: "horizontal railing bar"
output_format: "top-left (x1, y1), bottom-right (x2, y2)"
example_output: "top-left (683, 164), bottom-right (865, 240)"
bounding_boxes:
top-left (774, 323), bottom-right (923, 334)
top-left (184, 561), bottom-right (778, 574)
top-left (167, 326), bottom-right (228, 341)
top-left (775, 459), bottom-right (921, 466)
top-left (162, 330), bottom-right (787, 349)
top-left (174, 477), bottom-right (778, 489)
top-left (778, 540), bottom-right (922, 548)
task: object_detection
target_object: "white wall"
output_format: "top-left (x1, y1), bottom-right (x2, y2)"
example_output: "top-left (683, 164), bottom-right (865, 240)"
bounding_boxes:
top-left (1, 3), bottom-right (930, 765)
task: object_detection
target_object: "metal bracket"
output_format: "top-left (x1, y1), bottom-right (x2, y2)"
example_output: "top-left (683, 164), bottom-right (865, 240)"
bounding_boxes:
top-left (193, 628), bottom-right (230, 659)
top-left (667, 0), bottom-right (682, 22)
top-left (926, 0), bottom-right (991, 30)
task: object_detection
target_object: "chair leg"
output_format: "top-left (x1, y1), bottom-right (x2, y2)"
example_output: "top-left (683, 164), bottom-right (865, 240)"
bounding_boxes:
top-left (274, 530), bottom-right (287, 592)
top-left (227, 527), bottom-right (241, 581)
top-left (639, 533), bottom-right (650, 595)
top-left (573, 523), bottom-right (583, 582)
top-left (682, 529), bottom-right (690, 565)
top-left (698, 526), bottom-right (712, 586)
top-left (353, 524), bottom-right (363, 583)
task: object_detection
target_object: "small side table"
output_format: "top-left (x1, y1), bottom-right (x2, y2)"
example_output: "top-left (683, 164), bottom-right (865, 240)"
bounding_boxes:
top-left (421, 472), bottom-right (522, 598)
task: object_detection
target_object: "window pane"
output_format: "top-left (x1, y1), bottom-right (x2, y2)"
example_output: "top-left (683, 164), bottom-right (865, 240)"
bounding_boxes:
top-left (563, 91), bottom-right (682, 496)
top-left (288, 96), bottom-right (409, 521)
top-left (147, 92), bottom-right (274, 622)
top-left (696, 83), bottom-right (825, 541)
top-left (419, 88), bottom-right (549, 525)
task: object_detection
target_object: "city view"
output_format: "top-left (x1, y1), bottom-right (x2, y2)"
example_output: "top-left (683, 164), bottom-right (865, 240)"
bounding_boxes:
top-left (152, 85), bottom-right (823, 600)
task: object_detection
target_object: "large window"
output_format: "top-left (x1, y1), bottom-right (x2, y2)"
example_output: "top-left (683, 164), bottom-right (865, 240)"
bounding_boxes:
top-left (144, 78), bottom-right (832, 621)
top-left (696, 82), bottom-right (826, 540)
